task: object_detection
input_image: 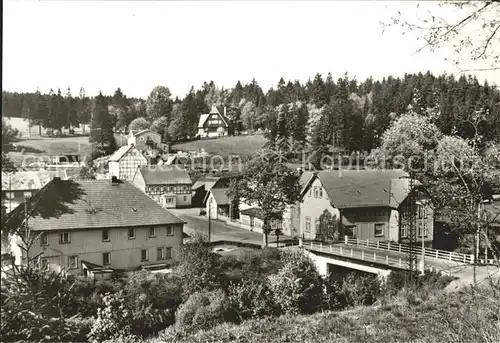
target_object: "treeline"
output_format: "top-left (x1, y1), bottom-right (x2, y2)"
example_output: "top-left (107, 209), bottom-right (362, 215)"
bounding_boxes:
top-left (2, 72), bottom-right (499, 150)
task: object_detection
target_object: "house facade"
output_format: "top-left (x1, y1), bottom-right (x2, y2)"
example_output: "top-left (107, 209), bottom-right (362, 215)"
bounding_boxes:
top-left (127, 129), bottom-right (163, 152)
top-left (108, 145), bottom-right (148, 181)
top-left (132, 165), bottom-right (192, 208)
top-left (197, 106), bottom-right (230, 138)
top-left (191, 176), bottom-right (230, 207)
top-left (205, 188), bottom-right (230, 220)
top-left (8, 177), bottom-right (185, 275)
top-left (299, 170), bottom-right (434, 245)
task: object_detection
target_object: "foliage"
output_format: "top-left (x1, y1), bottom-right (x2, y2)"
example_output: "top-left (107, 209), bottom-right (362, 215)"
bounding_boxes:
top-left (79, 165), bottom-right (97, 180)
top-left (174, 234), bottom-right (223, 298)
top-left (324, 272), bottom-right (381, 309)
top-left (228, 279), bottom-right (277, 321)
top-left (267, 250), bottom-right (323, 315)
top-left (146, 86), bottom-right (173, 121)
top-left (174, 289), bottom-right (230, 334)
top-left (233, 154), bottom-right (301, 246)
top-left (89, 92), bottom-right (117, 154)
top-left (0, 266), bottom-right (91, 342)
top-left (316, 209), bottom-right (340, 242)
top-left (129, 116), bottom-right (150, 132)
top-left (384, 270), bottom-right (455, 297)
top-left (87, 291), bottom-right (137, 343)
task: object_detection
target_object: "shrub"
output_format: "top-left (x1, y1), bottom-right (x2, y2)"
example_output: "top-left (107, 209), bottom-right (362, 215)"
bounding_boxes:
top-left (175, 234), bottom-right (223, 298)
top-left (87, 291), bottom-right (137, 343)
top-left (268, 250), bottom-right (323, 315)
top-left (175, 289), bottom-right (230, 333)
top-left (384, 270), bottom-right (455, 297)
top-left (341, 273), bottom-right (381, 307)
top-left (228, 279), bottom-right (277, 321)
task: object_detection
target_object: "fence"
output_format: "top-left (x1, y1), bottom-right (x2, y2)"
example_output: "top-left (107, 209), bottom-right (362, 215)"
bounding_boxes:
top-left (343, 237), bottom-right (477, 264)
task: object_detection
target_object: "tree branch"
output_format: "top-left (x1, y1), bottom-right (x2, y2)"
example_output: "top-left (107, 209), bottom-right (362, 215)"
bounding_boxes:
top-left (474, 23), bottom-right (500, 59)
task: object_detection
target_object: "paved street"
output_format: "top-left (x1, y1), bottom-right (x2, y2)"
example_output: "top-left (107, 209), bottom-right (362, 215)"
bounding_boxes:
top-left (170, 208), bottom-right (293, 247)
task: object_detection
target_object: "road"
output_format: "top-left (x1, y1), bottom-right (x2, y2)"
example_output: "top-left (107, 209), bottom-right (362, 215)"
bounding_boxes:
top-left (170, 208), bottom-right (292, 247)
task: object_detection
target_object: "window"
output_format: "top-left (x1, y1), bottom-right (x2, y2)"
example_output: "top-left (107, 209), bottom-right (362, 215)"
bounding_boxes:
top-left (24, 191), bottom-right (32, 198)
top-left (102, 229), bottom-right (110, 242)
top-left (313, 187), bottom-right (319, 198)
top-left (319, 188), bottom-right (323, 198)
top-left (59, 232), bottom-right (70, 244)
top-left (165, 247), bottom-right (172, 259)
top-left (128, 228), bottom-right (135, 239)
top-left (166, 197), bottom-right (172, 204)
top-left (401, 224), bottom-right (408, 238)
top-left (315, 218), bottom-right (320, 231)
top-left (166, 225), bottom-right (174, 236)
top-left (102, 253), bottom-right (111, 266)
top-left (149, 227), bottom-right (156, 238)
top-left (5, 192), bottom-right (14, 200)
top-left (418, 223), bottom-right (423, 237)
top-left (305, 217), bottom-right (311, 233)
top-left (40, 258), bottom-right (49, 270)
top-left (68, 255), bottom-right (78, 269)
top-left (308, 188), bottom-right (311, 197)
top-left (374, 224), bottom-right (384, 237)
top-left (157, 247), bottom-right (164, 260)
top-left (344, 225), bottom-right (355, 237)
top-left (141, 249), bottom-right (149, 262)
top-left (40, 232), bottom-right (49, 246)
top-left (183, 196), bottom-right (187, 201)
top-left (424, 223), bottom-right (428, 237)
top-left (418, 206), bottom-right (423, 218)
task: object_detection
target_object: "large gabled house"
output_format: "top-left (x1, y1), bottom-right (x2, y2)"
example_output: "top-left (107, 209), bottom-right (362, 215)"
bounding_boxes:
top-left (127, 129), bottom-right (163, 153)
top-left (299, 170), bottom-right (434, 245)
top-left (132, 165), bottom-right (193, 208)
top-left (197, 105), bottom-right (231, 138)
top-left (108, 145), bottom-right (148, 181)
top-left (191, 176), bottom-right (231, 207)
top-left (6, 177), bottom-right (185, 277)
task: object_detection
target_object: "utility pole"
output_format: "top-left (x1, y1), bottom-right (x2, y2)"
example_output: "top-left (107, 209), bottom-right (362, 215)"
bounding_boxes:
top-left (407, 174), bottom-right (416, 282)
top-left (24, 195), bottom-right (30, 267)
top-left (421, 204), bottom-right (425, 275)
top-left (208, 198), bottom-right (212, 242)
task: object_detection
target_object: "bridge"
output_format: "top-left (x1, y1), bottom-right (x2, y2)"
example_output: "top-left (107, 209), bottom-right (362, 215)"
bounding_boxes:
top-left (297, 236), bottom-right (494, 277)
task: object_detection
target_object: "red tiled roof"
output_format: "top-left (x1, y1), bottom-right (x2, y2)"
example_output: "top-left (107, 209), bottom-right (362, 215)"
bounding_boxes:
top-left (12, 178), bottom-right (185, 231)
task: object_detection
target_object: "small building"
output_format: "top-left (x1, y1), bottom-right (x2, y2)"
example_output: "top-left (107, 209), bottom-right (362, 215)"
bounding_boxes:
top-left (299, 170), bottom-right (433, 245)
top-left (127, 129), bottom-right (163, 152)
top-left (5, 177), bottom-right (186, 275)
top-left (204, 188), bottom-right (230, 220)
top-left (191, 176), bottom-right (231, 208)
top-left (197, 105), bottom-right (231, 138)
top-left (132, 165), bottom-right (192, 208)
top-left (108, 145), bottom-right (148, 181)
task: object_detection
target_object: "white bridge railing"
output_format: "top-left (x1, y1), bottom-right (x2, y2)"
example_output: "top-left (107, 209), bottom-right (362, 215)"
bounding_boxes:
top-left (343, 237), bottom-right (476, 265)
top-left (303, 240), bottom-right (412, 270)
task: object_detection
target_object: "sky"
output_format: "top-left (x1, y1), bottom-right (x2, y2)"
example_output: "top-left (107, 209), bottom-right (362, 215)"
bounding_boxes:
top-left (3, 0), bottom-right (500, 99)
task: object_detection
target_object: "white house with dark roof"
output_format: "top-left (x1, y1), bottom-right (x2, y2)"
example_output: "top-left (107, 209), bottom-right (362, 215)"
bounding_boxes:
top-left (204, 188), bottom-right (230, 220)
top-left (127, 128), bottom-right (163, 152)
top-left (132, 165), bottom-right (192, 208)
top-left (197, 105), bottom-right (231, 138)
top-left (6, 177), bottom-right (185, 276)
top-left (108, 145), bottom-right (148, 181)
top-left (299, 170), bottom-right (433, 245)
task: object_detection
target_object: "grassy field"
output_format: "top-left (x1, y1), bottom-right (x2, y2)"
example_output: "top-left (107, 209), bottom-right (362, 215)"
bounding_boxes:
top-left (4, 117), bottom-right (90, 137)
top-left (172, 135), bottom-right (267, 157)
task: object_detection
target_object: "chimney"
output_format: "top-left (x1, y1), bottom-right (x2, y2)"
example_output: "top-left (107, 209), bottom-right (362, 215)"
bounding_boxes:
top-left (111, 176), bottom-right (120, 185)
top-left (224, 106), bottom-right (227, 117)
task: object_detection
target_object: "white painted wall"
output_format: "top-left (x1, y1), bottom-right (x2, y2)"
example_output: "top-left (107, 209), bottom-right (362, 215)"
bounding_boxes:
top-left (108, 161), bottom-right (120, 179)
top-left (388, 209), bottom-right (399, 242)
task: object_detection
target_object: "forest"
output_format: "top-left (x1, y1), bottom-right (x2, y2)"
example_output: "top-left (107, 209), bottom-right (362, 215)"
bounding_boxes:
top-left (2, 71), bottom-right (499, 154)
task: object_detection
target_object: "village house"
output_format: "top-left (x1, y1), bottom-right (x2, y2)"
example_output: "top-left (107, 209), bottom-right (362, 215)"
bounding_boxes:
top-left (191, 176), bottom-right (231, 208)
top-left (1, 170), bottom-right (68, 214)
top-left (127, 129), bottom-right (163, 152)
top-left (237, 171), bottom-right (314, 236)
top-left (132, 165), bottom-right (192, 208)
top-left (299, 170), bottom-right (434, 245)
top-left (204, 188), bottom-right (231, 220)
top-left (108, 145), bottom-right (149, 181)
top-left (6, 177), bottom-right (185, 277)
top-left (197, 105), bottom-right (231, 138)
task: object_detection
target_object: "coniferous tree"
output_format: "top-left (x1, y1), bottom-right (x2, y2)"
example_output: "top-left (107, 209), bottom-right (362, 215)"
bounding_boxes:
top-left (89, 92), bottom-right (117, 154)
top-left (76, 87), bottom-right (91, 135)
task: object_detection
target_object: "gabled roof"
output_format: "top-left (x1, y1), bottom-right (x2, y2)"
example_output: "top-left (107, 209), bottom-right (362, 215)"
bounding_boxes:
top-left (303, 169), bottom-right (414, 209)
top-left (6, 178), bottom-right (185, 232)
top-left (131, 129), bottom-right (159, 137)
top-left (204, 188), bottom-right (230, 206)
top-left (192, 177), bottom-right (222, 191)
top-left (108, 145), bottom-right (133, 162)
top-left (137, 166), bottom-right (192, 185)
top-left (198, 105), bottom-right (229, 128)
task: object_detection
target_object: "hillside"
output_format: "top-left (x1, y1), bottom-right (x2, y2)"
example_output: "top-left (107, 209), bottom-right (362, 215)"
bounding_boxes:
top-left (154, 284), bottom-right (500, 343)
top-left (172, 135), bottom-right (267, 157)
